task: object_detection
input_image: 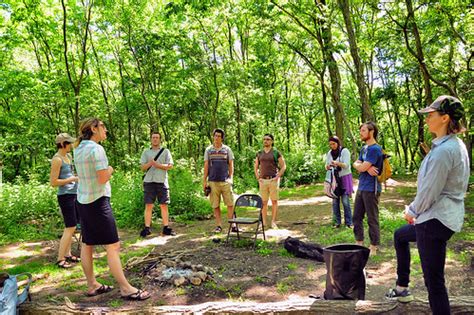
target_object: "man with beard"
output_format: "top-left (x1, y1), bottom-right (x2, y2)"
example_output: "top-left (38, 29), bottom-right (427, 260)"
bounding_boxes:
top-left (352, 122), bottom-right (383, 256)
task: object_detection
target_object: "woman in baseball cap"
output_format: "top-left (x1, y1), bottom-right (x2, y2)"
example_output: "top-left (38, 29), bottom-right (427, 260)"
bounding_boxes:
top-left (387, 95), bottom-right (469, 315)
top-left (50, 133), bottom-right (80, 269)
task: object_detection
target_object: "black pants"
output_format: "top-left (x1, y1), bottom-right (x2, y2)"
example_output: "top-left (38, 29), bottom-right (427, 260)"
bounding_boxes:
top-left (353, 190), bottom-right (380, 245)
top-left (394, 224), bottom-right (416, 287)
top-left (417, 219), bottom-right (454, 315)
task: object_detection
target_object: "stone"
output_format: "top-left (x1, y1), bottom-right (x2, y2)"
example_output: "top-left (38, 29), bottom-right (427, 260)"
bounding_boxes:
top-left (190, 277), bottom-right (202, 286)
top-left (194, 271), bottom-right (208, 281)
top-left (161, 259), bottom-right (176, 268)
top-left (173, 276), bottom-right (187, 286)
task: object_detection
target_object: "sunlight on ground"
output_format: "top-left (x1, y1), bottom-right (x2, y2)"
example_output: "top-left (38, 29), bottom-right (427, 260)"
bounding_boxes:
top-left (265, 228), bottom-right (304, 240)
top-left (0, 242), bottom-right (44, 259)
top-left (280, 196), bottom-right (333, 206)
top-left (130, 235), bottom-right (174, 247)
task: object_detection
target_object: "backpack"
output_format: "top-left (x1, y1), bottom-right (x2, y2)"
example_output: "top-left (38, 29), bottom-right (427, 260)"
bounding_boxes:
top-left (257, 148), bottom-right (279, 166)
top-left (377, 150), bottom-right (392, 183)
top-left (0, 273), bottom-right (32, 315)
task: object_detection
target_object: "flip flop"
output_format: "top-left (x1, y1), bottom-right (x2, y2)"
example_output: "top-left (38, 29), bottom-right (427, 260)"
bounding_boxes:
top-left (85, 284), bottom-right (114, 297)
top-left (121, 289), bottom-right (151, 301)
top-left (56, 260), bottom-right (73, 269)
top-left (65, 255), bottom-right (81, 263)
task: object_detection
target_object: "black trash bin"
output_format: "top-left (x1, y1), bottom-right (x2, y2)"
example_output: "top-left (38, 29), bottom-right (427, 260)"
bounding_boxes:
top-left (323, 244), bottom-right (370, 300)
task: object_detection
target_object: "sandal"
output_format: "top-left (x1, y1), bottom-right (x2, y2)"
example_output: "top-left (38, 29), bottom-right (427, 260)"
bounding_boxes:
top-left (56, 260), bottom-right (73, 269)
top-left (85, 284), bottom-right (114, 297)
top-left (65, 255), bottom-right (81, 263)
top-left (121, 289), bottom-right (151, 301)
top-left (213, 226), bottom-right (222, 233)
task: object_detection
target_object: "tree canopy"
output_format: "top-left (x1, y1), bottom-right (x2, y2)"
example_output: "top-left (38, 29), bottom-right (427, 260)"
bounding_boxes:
top-left (1, 0), bottom-right (472, 181)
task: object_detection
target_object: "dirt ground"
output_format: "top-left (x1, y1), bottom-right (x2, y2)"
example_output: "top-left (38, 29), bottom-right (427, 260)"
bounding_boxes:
top-left (2, 180), bottom-right (473, 310)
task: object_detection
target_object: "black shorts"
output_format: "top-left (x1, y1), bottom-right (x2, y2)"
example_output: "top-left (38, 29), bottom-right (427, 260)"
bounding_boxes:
top-left (57, 194), bottom-right (79, 228)
top-left (76, 197), bottom-right (119, 246)
top-left (143, 182), bottom-right (170, 205)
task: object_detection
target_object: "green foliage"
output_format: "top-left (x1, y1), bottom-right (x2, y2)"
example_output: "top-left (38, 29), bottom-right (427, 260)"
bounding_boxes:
top-left (283, 151), bottom-right (324, 187)
top-left (0, 164), bottom-right (213, 243)
top-left (0, 181), bottom-right (60, 244)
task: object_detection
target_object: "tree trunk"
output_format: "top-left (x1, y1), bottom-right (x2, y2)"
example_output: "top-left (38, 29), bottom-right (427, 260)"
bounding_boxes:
top-left (20, 296), bottom-right (474, 314)
top-left (337, 0), bottom-right (373, 122)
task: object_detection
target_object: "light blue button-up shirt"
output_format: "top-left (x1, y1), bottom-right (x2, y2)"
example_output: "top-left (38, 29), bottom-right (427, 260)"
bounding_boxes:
top-left (407, 134), bottom-right (469, 232)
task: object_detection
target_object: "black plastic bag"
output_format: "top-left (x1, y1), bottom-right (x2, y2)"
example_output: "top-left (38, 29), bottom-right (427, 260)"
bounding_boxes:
top-left (323, 244), bottom-right (370, 300)
top-left (283, 237), bottom-right (324, 262)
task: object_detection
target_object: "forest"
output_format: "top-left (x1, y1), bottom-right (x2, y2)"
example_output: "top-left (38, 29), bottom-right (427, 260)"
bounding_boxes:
top-left (1, 0), bottom-right (472, 183)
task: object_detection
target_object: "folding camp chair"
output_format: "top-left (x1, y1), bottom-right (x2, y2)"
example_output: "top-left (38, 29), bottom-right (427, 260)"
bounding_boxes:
top-left (225, 194), bottom-right (266, 249)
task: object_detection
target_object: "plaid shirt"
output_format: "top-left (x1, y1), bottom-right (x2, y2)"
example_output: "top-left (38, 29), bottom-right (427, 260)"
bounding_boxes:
top-left (74, 140), bottom-right (111, 204)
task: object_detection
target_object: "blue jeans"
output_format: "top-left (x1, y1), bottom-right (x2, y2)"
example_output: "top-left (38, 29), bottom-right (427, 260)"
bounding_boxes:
top-left (332, 194), bottom-right (352, 226)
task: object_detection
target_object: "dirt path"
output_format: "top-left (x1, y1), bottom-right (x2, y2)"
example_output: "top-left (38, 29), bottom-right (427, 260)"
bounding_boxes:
top-left (3, 179), bottom-right (473, 310)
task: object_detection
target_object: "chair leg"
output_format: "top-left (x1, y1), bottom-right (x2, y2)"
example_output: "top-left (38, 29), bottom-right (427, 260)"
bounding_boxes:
top-left (225, 224), bottom-right (232, 245)
top-left (235, 224), bottom-right (240, 240)
top-left (261, 220), bottom-right (266, 241)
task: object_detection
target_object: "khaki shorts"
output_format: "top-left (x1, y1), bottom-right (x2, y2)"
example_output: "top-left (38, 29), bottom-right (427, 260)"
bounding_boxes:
top-left (208, 181), bottom-right (234, 209)
top-left (259, 178), bottom-right (280, 201)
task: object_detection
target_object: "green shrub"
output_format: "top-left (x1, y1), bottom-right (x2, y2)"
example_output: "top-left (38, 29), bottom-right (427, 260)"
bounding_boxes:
top-left (284, 151), bottom-right (324, 186)
top-left (0, 180), bottom-right (61, 243)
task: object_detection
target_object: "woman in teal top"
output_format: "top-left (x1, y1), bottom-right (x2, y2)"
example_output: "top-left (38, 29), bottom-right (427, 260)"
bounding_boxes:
top-left (49, 133), bottom-right (79, 269)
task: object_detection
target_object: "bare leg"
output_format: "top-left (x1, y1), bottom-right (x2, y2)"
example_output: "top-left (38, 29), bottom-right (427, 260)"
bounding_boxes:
top-left (104, 242), bottom-right (136, 295)
top-left (81, 244), bottom-right (101, 292)
top-left (160, 204), bottom-right (169, 226)
top-left (58, 226), bottom-right (76, 261)
top-left (214, 207), bottom-right (222, 227)
top-left (261, 200), bottom-right (269, 226)
top-left (227, 205), bottom-right (234, 220)
top-left (271, 200), bottom-right (278, 225)
top-left (144, 204), bottom-right (154, 227)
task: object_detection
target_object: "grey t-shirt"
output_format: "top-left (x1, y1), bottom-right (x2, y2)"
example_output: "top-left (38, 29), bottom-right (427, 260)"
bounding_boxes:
top-left (140, 147), bottom-right (173, 187)
top-left (204, 145), bottom-right (234, 182)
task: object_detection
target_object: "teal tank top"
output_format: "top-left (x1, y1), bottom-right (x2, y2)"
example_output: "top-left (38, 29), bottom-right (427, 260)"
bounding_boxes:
top-left (55, 153), bottom-right (77, 195)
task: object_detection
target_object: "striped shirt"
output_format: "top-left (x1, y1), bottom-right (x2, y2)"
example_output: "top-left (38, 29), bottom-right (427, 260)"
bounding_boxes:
top-left (74, 140), bottom-right (111, 204)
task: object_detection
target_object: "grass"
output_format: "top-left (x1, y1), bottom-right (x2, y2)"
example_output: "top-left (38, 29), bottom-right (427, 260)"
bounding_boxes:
top-left (279, 184), bottom-right (323, 200)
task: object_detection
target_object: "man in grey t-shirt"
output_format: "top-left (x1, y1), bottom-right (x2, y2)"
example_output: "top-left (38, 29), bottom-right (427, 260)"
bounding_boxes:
top-left (140, 132), bottom-right (174, 237)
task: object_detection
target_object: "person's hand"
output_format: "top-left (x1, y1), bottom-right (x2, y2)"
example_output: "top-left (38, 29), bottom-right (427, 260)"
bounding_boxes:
top-left (404, 206), bottom-right (415, 225)
top-left (226, 177), bottom-right (233, 185)
top-left (108, 166), bottom-right (114, 174)
top-left (325, 164), bottom-right (331, 170)
top-left (367, 165), bottom-right (379, 176)
top-left (69, 176), bottom-right (79, 183)
top-left (272, 174), bottom-right (280, 181)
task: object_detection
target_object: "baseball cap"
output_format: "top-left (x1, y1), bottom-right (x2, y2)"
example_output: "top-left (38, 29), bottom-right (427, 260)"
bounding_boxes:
top-left (55, 133), bottom-right (76, 144)
top-left (418, 95), bottom-right (464, 121)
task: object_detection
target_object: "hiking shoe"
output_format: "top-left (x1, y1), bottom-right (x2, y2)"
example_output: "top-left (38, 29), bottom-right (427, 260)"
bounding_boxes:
top-left (214, 226), bottom-right (222, 233)
top-left (139, 227), bottom-right (151, 238)
top-left (333, 224), bottom-right (341, 228)
top-left (385, 288), bottom-right (414, 303)
top-left (162, 226), bottom-right (176, 236)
